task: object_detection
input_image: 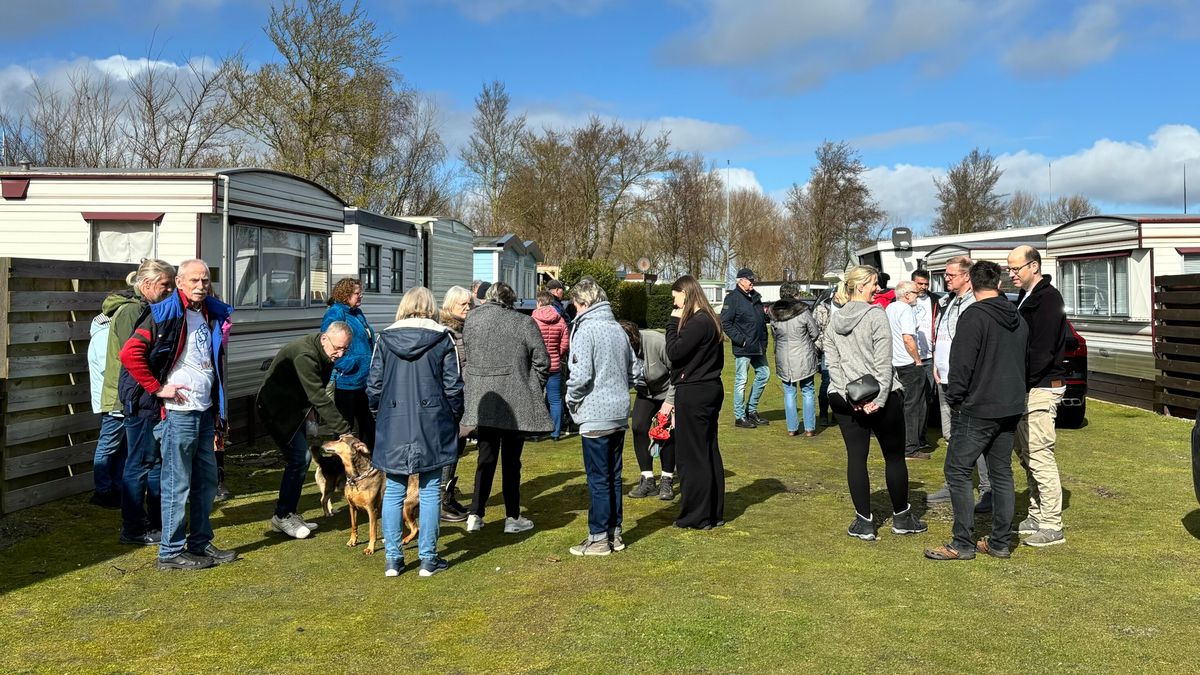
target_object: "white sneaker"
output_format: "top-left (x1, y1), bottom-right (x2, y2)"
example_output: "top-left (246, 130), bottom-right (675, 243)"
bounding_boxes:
top-left (271, 513), bottom-right (312, 539)
top-left (466, 514), bottom-right (484, 533)
top-left (504, 516), bottom-right (534, 533)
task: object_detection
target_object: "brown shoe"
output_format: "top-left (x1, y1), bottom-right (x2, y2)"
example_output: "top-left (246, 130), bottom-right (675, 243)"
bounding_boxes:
top-left (803, 431), bottom-right (816, 437)
top-left (924, 543), bottom-right (975, 560)
top-left (906, 451), bottom-right (932, 460)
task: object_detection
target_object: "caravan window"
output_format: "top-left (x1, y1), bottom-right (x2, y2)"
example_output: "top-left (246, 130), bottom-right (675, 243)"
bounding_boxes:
top-left (1184, 253), bottom-right (1200, 274)
top-left (231, 224), bottom-right (329, 309)
top-left (361, 244), bottom-right (381, 293)
top-left (92, 221), bottom-right (155, 263)
top-left (1059, 255), bottom-right (1129, 318)
top-left (391, 248), bottom-right (405, 294)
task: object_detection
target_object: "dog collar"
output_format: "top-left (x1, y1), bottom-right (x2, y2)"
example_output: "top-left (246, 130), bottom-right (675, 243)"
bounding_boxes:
top-left (346, 466), bottom-right (379, 487)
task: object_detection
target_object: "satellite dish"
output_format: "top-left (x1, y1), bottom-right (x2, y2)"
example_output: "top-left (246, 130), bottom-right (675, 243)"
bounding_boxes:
top-left (891, 227), bottom-right (913, 250)
top-left (636, 257), bottom-right (651, 273)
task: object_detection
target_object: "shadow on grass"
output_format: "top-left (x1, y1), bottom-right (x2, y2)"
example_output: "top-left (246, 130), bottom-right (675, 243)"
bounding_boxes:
top-left (1181, 510), bottom-right (1200, 540)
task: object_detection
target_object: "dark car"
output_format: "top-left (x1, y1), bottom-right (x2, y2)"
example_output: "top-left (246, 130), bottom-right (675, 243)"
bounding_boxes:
top-left (1003, 292), bottom-right (1087, 428)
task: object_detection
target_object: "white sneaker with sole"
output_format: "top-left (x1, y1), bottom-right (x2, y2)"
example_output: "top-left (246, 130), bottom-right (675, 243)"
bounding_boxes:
top-left (271, 513), bottom-right (312, 539)
top-left (466, 514), bottom-right (483, 533)
top-left (504, 516), bottom-right (534, 533)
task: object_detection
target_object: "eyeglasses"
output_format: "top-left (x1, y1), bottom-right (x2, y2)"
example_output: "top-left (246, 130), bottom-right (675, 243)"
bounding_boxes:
top-left (1003, 261), bottom-right (1035, 274)
top-left (944, 271), bottom-right (966, 279)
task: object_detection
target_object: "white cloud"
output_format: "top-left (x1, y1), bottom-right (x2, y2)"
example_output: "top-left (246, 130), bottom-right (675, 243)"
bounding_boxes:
top-left (851, 122), bottom-right (971, 150)
top-left (1003, 4), bottom-right (1121, 77)
top-left (861, 124), bottom-right (1200, 227)
top-left (712, 167), bottom-right (763, 193)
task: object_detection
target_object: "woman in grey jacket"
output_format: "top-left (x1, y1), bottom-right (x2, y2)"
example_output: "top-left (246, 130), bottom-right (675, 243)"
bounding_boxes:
top-left (565, 280), bottom-right (643, 556)
top-left (825, 266), bottom-right (927, 542)
top-left (461, 282), bottom-right (552, 534)
top-left (769, 282), bottom-right (821, 436)
top-left (620, 321), bottom-right (677, 501)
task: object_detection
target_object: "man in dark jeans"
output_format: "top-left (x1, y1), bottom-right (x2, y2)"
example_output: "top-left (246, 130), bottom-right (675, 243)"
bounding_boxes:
top-left (885, 280), bottom-right (930, 459)
top-left (924, 261), bottom-right (1028, 561)
top-left (721, 267), bottom-right (770, 428)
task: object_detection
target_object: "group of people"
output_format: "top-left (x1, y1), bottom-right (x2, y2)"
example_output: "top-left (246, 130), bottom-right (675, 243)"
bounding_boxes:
top-left (87, 243), bottom-right (1068, 575)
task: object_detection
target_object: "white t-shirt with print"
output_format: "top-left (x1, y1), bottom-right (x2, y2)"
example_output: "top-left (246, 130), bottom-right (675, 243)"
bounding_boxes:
top-left (913, 294), bottom-right (934, 360)
top-left (885, 301), bottom-right (919, 367)
top-left (164, 309), bottom-right (215, 412)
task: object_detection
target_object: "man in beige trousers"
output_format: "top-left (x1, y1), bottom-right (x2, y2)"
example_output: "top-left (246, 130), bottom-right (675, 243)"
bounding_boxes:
top-left (1007, 245), bottom-right (1067, 547)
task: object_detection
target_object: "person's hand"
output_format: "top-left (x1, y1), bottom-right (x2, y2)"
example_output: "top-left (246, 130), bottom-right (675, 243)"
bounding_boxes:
top-left (861, 401), bottom-right (881, 414)
top-left (670, 308), bottom-right (682, 318)
top-left (933, 369), bottom-right (941, 384)
top-left (156, 383), bottom-right (189, 404)
top-left (658, 402), bottom-right (674, 417)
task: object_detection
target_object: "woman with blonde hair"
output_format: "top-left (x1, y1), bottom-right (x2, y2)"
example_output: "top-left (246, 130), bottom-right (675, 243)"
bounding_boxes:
top-left (437, 285), bottom-right (474, 521)
top-left (665, 275), bottom-right (726, 529)
top-left (368, 286), bottom-right (463, 577)
top-left (824, 265), bottom-right (926, 541)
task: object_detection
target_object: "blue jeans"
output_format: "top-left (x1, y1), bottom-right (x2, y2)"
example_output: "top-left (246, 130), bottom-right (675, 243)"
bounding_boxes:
top-left (733, 355), bottom-right (769, 419)
top-left (546, 371), bottom-right (563, 438)
top-left (275, 425), bottom-right (311, 519)
top-left (945, 413), bottom-right (1018, 553)
top-left (382, 470), bottom-right (441, 562)
top-left (121, 416), bottom-right (161, 536)
top-left (94, 413), bottom-right (127, 495)
top-left (158, 410), bottom-right (217, 558)
top-left (782, 376), bottom-right (817, 433)
top-left (581, 431), bottom-right (625, 540)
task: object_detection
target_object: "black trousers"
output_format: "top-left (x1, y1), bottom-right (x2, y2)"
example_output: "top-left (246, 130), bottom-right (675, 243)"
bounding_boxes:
top-left (674, 380), bottom-right (725, 528)
top-left (334, 387), bottom-right (376, 451)
top-left (895, 365), bottom-right (929, 454)
top-left (831, 390), bottom-right (910, 516)
top-left (631, 396), bottom-right (676, 474)
top-left (470, 426), bottom-right (525, 519)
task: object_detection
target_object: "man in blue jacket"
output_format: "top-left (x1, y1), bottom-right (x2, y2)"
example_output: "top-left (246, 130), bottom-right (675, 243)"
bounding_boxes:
top-left (119, 259), bottom-right (236, 571)
top-left (721, 268), bottom-right (770, 428)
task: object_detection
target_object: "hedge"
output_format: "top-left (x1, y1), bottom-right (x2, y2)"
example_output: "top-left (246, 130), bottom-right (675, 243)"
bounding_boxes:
top-left (615, 281), bottom-right (649, 327)
top-left (645, 283), bottom-right (675, 330)
top-left (559, 259), bottom-right (622, 315)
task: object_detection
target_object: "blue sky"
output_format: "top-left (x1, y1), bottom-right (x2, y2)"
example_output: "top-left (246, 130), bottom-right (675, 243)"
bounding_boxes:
top-left (2, 0), bottom-right (1199, 231)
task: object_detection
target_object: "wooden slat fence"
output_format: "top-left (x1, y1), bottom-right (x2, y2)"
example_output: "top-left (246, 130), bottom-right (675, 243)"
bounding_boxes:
top-left (1154, 273), bottom-right (1200, 420)
top-left (0, 257), bottom-right (136, 514)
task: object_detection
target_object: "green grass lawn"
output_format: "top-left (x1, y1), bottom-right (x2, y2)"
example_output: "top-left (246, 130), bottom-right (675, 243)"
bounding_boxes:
top-left (2, 348), bottom-right (1199, 674)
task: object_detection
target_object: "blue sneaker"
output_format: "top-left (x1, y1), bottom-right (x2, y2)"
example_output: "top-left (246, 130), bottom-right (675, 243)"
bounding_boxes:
top-left (419, 557), bottom-right (449, 577)
top-left (384, 559), bottom-right (403, 577)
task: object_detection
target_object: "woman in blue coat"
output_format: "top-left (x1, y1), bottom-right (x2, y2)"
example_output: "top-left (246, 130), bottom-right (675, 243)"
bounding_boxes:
top-left (367, 287), bottom-right (464, 578)
top-left (323, 278), bottom-right (377, 449)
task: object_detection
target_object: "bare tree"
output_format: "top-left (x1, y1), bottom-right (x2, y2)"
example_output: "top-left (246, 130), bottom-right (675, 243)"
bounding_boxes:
top-left (645, 153), bottom-right (722, 278)
top-left (460, 80), bottom-right (526, 235)
top-left (1045, 194), bottom-right (1099, 223)
top-left (786, 141), bottom-right (885, 280)
top-left (1007, 189), bottom-right (1042, 229)
top-left (727, 188), bottom-right (787, 280)
top-left (933, 147), bottom-right (1007, 235)
top-left (383, 94), bottom-right (452, 215)
top-left (13, 69), bottom-right (128, 167)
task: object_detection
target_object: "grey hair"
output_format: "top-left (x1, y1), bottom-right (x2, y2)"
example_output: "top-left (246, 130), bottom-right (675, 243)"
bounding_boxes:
top-left (176, 258), bottom-right (210, 276)
top-left (485, 281), bottom-right (517, 308)
top-left (441, 285), bottom-right (472, 314)
top-left (569, 277), bottom-right (607, 307)
top-left (324, 321), bottom-right (352, 339)
top-left (126, 259), bottom-right (175, 288)
top-left (895, 280), bottom-right (916, 296)
top-left (779, 281), bottom-right (802, 300)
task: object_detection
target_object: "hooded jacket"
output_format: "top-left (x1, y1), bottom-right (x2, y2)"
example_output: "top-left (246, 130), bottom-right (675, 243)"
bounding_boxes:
top-left (100, 289), bottom-right (144, 413)
top-left (565, 301), bottom-right (643, 433)
top-left (720, 286), bottom-right (768, 357)
top-left (88, 313), bottom-right (112, 414)
top-left (945, 295), bottom-right (1029, 418)
top-left (532, 304), bottom-right (570, 373)
top-left (460, 302), bottom-right (553, 432)
top-left (256, 333), bottom-right (351, 447)
top-left (769, 299), bottom-right (820, 383)
top-left (367, 317), bottom-right (464, 475)
top-left (637, 329), bottom-right (675, 404)
top-left (823, 301), bottom-right (900, 409)
top-left (1014, 275), bottom-right (1067, 390)
top-left (321, 302), bottom-right (376, 391)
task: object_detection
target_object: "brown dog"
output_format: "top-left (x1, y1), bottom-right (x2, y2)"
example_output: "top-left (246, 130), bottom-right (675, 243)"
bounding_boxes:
top-left (318, 436), bottom-right (420, 553)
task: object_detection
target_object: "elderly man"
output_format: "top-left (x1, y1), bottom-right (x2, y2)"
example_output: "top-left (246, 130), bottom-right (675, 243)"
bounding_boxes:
top-left (1007, 245), bottom-right (1068, 547)
top-left (721, 267), bottom-right (770, 428)
top-left (886, 280), bottom-right (930, 459)
top-left (545, 279), bottom-right (573, 325)
top-left (565, 279), bottom-right (643, 556)
top-left (256, 324), bottom-right (355, 540)
top-left (119, 259), bottom-right (235, 571)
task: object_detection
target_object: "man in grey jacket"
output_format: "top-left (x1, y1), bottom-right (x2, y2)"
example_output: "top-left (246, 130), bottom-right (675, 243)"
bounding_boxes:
top-left (566, 279), bottom-right (643, 556)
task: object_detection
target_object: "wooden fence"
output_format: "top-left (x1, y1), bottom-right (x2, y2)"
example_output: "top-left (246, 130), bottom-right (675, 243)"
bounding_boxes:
top-left (0, 257), bottom-right (137, 514)
top-left (1154, 273), bottom-right (1200, 420)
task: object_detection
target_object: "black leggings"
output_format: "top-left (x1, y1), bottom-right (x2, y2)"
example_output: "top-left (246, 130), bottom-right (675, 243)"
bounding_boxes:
top-left (631, 397), bottom-right (676, 474)
top-left (334, 387), bottom-right (376, 451)
top-left (831, 390), bottom-right (910, 517)
top-left (470, 426), bottom-right (525, 519)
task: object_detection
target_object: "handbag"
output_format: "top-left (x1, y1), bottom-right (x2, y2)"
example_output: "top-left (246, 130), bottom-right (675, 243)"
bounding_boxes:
top-left (846, 373), bottom-right (881, 405)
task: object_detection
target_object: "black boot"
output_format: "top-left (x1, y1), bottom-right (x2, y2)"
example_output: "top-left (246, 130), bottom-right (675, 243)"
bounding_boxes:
top-left (629, 475), bottom-right (658, 498)
top-left (213, 462), bottom-right (232, 503)
top-left (441, 476), bottom-right (468, 522)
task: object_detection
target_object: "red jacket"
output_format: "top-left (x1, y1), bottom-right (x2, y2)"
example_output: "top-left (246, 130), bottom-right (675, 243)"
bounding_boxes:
top-left (532, 305), bottom-right (570, 373)
top-left (871, 288), bottom-right (896, 309)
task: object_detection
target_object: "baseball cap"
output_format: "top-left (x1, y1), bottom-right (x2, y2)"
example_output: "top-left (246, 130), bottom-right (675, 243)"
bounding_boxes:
top-left (736, 267), bottom-right (756, 281)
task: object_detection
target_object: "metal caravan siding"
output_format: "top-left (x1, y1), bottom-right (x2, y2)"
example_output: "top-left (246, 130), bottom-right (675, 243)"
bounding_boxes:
top-left (225, 170), bottom-right (345, 231)
top-left (1046, 218), bottom-right (1140, 257)
top-left (427, 219), bottom-right (474, 303)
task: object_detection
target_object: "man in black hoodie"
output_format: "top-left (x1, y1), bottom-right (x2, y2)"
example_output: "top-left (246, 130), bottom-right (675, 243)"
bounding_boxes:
top-left (1007, 245), bottom-right (1068, 548)
top-left (924, 261), bottom-right (1028, 561)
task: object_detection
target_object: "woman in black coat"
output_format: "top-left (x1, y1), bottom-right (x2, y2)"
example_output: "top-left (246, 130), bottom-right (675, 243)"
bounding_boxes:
top-left (665, 275), bottom-right (726, 529)
top-left (367, 287), bottom-right (463, 578)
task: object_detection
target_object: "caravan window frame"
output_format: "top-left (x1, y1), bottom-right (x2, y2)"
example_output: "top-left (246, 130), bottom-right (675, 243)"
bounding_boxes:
top-left (1058, 252), bottom-right (1130, 319)
top-left (230, 223), bottom-right (330, 309)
